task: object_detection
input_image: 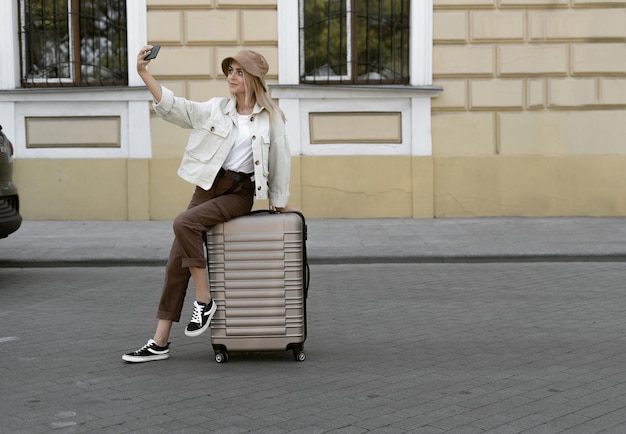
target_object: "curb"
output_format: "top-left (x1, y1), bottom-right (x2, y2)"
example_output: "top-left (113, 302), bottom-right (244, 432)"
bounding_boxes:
top-left (2, 254), bottom-right (626, 268)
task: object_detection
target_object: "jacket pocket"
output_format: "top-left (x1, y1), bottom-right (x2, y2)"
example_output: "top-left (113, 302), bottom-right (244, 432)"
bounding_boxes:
top-left (261, 135), bottom-right (270, 176)
top-left (186, 124), bottom-right (229, 163)
top-left (202, 123), bottom-right (229, 138)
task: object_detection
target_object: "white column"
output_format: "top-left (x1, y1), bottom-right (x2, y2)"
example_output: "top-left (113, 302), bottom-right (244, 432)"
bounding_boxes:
top-left (0, 103), bottom-right (17, 154)
top-left (126, 0), bottom-right (152, 157)
top-left (0, 1), bottom-right (20, 89)
top-left (279, 99), bottom-right (302, 155)
top-left (128, 101), bottom-right (152, 158)
top-left (410, 0), bottom-right (433, 86)
top-left (127, 0), bottom-right (148, 87)
top-left (411, 98), bottom-right (433, 156)
top-left (277, 0), bottom-right (300, 85)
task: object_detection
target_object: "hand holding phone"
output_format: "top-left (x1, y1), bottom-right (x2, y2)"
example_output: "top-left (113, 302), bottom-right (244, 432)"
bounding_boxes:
top-left (144, 45), bottom-right (161, 61)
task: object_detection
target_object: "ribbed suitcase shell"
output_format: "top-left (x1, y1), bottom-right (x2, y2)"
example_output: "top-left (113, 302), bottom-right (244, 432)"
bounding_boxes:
top-left (204, 211), bottom-right (308, 362)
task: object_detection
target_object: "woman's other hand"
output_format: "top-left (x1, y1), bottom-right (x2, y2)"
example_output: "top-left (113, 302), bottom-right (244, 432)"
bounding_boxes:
top-left (274, 206), bottom-right (302, 213)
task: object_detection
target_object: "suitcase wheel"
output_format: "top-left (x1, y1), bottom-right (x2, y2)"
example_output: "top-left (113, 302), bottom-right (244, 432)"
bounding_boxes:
top-left (294, 350), bottom-right (306, 362)
top-left (215, 351), bottom-right (229, 363)
top-left (291, 345), bottom-right (306, 362)
top-left (213, 346), bottom-right (305, 362)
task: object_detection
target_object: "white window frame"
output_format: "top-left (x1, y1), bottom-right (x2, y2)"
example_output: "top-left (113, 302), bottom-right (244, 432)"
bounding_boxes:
top-left (275, 0), bottom-right (438, 157)
top-left (279, 0), bottom-right (433, 87)
top-left (0, 0), bottom-right (151, 159)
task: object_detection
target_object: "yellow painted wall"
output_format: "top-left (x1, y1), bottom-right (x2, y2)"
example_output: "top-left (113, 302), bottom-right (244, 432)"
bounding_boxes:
top-left (15, 159), bottom-right (130, 220)
top-left (434, 156), bottom-right (626, 217)
top-left (20, 153), bottom-right (626, 219)
top-left (15, 156), bottom-right (419, 219)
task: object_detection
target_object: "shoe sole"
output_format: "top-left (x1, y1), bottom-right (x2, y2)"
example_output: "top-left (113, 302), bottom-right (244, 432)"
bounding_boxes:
top-left (122, 353), bottom-right (170, 363)
top-left (184, 302), bottom-right (217, 337)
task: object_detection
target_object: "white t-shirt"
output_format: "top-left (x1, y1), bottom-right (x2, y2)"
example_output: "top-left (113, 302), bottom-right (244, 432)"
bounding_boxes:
top-left (222, 114), bottom-right (254, 174)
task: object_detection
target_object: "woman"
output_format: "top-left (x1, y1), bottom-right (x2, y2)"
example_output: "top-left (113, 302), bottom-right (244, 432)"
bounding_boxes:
top-left (123, 47), bottom-right (298, 362)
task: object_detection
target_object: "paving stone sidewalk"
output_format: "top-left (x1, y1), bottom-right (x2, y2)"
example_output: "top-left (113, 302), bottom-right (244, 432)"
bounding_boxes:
top-left (1, 217), bottom-right (626, 266)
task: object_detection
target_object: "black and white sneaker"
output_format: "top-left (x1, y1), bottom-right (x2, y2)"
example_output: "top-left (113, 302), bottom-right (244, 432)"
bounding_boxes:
top-left (122, 339), bottom-right (170, 363)
top-left (185, 300), bottom-right (216, 337)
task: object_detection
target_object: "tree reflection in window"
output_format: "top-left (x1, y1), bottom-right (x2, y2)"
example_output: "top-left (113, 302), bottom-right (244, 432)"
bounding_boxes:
top-left (300, 0), bottom-right (410, 84)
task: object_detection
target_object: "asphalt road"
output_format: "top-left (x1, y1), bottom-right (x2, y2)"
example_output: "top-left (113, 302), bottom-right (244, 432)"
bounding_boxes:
top-left (2, 263), bottom-right (626, 433)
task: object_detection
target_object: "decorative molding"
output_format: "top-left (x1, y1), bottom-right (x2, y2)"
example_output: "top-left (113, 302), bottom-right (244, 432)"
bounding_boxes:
top-left (25, 116), bottom-right (121, 148)
top-left (309, 112), bottom-right (403, 144)
top-left (1, 87), bottom-right (151, 158)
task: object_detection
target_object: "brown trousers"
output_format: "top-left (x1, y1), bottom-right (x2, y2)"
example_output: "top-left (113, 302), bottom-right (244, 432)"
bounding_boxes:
top-left (157, 171), bottom-right (254, 321)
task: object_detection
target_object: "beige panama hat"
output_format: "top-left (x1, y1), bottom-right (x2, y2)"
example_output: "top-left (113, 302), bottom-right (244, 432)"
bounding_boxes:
top-left (221, 50), bottom-right (269, 90)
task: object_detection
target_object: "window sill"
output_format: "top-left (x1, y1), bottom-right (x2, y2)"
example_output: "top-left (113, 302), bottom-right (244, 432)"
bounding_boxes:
top-left (270, 84), bottom-right (443, 100)
top-left (0, 86), bottom-right (151, 102)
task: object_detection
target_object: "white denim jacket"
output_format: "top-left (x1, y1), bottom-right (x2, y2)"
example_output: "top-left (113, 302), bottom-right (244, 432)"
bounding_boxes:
top-left (153, 86), bottom-right (291, 208)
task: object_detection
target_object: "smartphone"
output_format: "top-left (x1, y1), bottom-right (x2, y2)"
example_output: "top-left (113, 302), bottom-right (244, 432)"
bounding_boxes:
top-left (144, 45), bottom-right (160, 60)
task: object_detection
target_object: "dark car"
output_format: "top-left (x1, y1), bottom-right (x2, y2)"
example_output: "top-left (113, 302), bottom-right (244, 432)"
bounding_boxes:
top-left (0, 125), bottom-right (21, 238)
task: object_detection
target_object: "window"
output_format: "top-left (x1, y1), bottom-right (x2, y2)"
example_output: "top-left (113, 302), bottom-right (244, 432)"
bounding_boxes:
top-left (300, 0), bottom-right (410, 84)
top-left (19, 0), bottom-right (128, 87)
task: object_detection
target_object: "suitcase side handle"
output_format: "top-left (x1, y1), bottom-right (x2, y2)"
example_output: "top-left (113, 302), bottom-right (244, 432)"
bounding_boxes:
top-left (249, 210), bottom-right (310, 295)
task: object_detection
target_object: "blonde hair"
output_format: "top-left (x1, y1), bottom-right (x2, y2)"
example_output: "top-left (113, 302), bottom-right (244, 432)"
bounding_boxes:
top-left (242, 72), bottom-right (286, 123)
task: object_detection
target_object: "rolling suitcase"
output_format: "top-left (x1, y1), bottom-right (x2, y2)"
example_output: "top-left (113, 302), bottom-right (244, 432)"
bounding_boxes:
top-left (203, 211), bottom-right (309, 363)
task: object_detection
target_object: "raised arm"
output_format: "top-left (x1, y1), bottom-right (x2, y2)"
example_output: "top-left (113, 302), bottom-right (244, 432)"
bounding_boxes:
top-left (137, 45), bottom-right (163, 102)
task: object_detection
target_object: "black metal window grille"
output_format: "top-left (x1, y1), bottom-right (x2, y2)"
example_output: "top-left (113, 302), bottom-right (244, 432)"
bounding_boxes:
top-left (300, 0), bottom-right (410, 84)
top-left (18, 0), bottom-right (128, 87)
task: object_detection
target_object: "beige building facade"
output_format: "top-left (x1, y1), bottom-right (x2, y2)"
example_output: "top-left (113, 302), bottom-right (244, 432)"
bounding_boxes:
top-left (1, 0), bottom-right (625, 220)
top-left (432, 0), bottom-right (626, 217)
